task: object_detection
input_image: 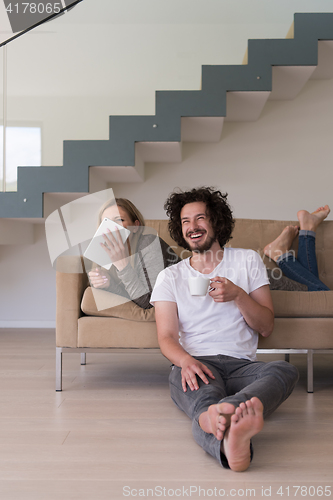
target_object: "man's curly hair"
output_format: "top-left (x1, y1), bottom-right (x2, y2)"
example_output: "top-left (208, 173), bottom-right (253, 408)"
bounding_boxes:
top-left (164, 187), bottom-right (235, 251)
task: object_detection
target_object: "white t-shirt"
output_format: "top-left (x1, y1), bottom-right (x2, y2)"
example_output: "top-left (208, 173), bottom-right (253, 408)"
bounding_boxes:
top-left (151, 248), bottom-right (270, 361)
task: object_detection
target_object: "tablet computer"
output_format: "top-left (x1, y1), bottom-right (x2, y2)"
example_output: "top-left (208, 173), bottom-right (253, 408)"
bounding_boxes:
top-left (83, 218), bottom-right (131, 269)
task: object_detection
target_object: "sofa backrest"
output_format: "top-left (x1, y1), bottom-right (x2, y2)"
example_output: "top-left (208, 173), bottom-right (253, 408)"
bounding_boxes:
top-left (146, 219), bottom-right (333, 290)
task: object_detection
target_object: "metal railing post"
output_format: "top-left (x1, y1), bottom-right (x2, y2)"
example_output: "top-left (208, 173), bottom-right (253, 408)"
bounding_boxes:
top-left (2, 45), bottom-right (7, 192)
top-left (56, 347), bottom-right (63, 391)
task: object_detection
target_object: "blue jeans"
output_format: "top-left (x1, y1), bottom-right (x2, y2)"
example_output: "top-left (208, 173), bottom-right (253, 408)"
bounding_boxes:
top-left (169, 355), bottom-right (299, 468)
top-left (277, 230), bottom-right (330, 291)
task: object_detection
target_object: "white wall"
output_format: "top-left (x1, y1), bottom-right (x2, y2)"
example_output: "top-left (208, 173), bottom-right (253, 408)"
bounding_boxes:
top-left (1, 0), bottom-right (333, 325)
top-left (0, 225), bottom-right (56, 327)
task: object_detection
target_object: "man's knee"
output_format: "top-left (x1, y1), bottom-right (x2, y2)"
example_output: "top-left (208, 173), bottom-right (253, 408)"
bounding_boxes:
top-left (169, 364), bottom-right (181, 386)
top-left (169, 365), bottom-right (184, 402)
top-left (264, 360), bottom-right (299, 389)
top-left (168, 363), bottom-right (227, 418)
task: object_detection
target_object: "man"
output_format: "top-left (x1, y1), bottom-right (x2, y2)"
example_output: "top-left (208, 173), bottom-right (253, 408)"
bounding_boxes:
top-left (151, 187), bottom-right (299, 472)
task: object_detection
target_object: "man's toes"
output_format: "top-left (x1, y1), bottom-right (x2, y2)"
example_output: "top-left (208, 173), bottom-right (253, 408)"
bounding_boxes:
top-left (245, 400), bottom-right (255, 415)
top-left (250, 397), bottom-right (264, 412)
top-left (238, 402), bottom-right (248, 416)
top-left (231, 413), bottom-right (240, 425)
top-left (235, 406), bottom-right (243, 418)
top-left (217, 421), bottom-right (226, 433)
top-left (238, 402), bottom-right (247, 411)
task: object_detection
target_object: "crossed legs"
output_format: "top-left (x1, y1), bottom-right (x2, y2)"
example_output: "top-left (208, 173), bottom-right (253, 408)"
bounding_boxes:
top-left (169, 355), bottom-right (299, 472)
top-left (199, 397), bottom-right (264, 472)
top-left (264, 206), bottom-right (330, 291)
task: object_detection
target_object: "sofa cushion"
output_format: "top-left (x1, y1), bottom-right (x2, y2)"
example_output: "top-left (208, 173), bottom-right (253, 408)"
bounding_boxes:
top-left (271, 290), bottom-right (333, 318)
top-left (81, 287), bottom-right (156, 321)
top-left (78, 316), bottom-right (159, 348)
top-left (258, 318), bottom-right (333, 349)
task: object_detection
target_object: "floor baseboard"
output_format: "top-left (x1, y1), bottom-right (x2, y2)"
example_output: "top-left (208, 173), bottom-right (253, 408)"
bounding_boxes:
top-left (0, 321), bottom-right (56, 328)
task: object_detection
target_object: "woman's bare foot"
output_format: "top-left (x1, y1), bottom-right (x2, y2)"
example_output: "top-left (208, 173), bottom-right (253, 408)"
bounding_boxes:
top-left (263, 225), bottom-right (299, 262)
top-left (297, 205), bottom-right (330, 232)
top-left (222, 397), bottom-right (264, 472)
top-left (199, 402), bottom-right (235, 441)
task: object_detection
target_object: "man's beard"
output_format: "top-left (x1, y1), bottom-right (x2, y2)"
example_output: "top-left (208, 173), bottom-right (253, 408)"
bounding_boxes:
top-left (188, 233), bottom-right (216, 254)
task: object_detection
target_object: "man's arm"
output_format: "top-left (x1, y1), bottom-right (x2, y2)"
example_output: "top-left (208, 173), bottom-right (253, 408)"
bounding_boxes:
top-left (238, 284), bottom-right (274, 337)
top-left (154, 301), bottom-right (215, 391)
top-left (209, 279), bottom-right (274, 338)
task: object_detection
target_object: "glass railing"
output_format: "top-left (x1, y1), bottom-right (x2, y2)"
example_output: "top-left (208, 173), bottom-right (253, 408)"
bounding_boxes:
top-left (0, 0), bottom-right (89, 192)
top-left (1, 0), bottom-right (198, 194)
top-left (0, 45), bottom-right (4, 192)
top-left (2, 0), bottom-right (285, 194)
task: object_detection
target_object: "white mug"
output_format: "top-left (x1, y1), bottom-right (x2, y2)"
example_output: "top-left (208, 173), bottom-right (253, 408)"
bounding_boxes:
top-left (188, 276), bottom-right (210, 296)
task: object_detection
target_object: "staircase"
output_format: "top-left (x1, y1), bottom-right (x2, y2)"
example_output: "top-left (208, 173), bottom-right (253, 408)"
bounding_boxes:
top-left (1, 13), bottom-right (333, 220)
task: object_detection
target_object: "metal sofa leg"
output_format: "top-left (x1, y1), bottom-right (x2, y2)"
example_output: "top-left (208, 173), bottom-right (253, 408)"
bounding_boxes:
top-left (81, 353), bottom-right (86, 365)
top-left (285, 353), bottom-right (290, 362)
top-left (56, 347), bottom-right (63, 392)
top-left (307, 349), bottom-right (314, 393)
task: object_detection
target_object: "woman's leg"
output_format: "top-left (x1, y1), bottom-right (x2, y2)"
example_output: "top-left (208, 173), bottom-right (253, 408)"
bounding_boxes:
top-left (287, 206), bottom-right (331, 290)
top-left (296, 231), bottom-right (319, 278)
top-left (276, 251), bottom-right (329, 291)
top-left (263, 226), bottom-right (317, 288)
top-left (296, 206), bottom-right (331, 277)
top-left (264, 225), bottom-right (299, 264)
top-left (264, 206), bottom-right (330, 291)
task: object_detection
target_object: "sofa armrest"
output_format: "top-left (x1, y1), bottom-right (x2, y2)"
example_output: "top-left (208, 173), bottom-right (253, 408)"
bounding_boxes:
top-left (56, 256), bottom-right (88, 348)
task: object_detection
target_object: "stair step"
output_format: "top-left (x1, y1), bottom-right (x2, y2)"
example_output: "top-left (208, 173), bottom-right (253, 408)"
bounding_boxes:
top-left (225, 91), bottom-right (270, 122)
top-left (311, 40), bottom-right (333, 79)
top-left (181, 117), bottom-right (224, 142)
top-left (136, 142), bottom-right (182, 163)
top-left (269, 66), bottom-right (317, 101)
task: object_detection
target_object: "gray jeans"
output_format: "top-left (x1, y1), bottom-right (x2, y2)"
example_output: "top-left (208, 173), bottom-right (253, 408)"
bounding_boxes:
top-left (169, 355), bottom-right (299, 467)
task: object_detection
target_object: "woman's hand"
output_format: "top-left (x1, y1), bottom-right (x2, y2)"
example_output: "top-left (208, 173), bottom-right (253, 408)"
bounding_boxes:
top-left (101, 227), bottom-right (130, 271)
top-left (88, 267), bottom-right (110, 289)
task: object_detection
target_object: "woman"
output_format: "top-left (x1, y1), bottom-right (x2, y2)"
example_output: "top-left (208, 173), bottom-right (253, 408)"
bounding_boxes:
top-left (88, 198), bottom-right (180, 308)
top-left (264, 205), bottom-right (330, 291)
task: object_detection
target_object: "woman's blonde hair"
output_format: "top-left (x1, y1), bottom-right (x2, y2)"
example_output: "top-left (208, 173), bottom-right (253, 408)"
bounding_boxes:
top-left (97, 198), bottom-right (145, 227)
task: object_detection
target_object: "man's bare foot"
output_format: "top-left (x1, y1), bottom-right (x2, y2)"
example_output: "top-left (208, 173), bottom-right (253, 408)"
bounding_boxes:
top-left (263, 225), bottom-right (299, 262)
top-left (199, 402), bottom-right (235, 441)
top-left (297, 205), bottom-right (330, 232)
top-left (222, 397), bottom-right (264, 472)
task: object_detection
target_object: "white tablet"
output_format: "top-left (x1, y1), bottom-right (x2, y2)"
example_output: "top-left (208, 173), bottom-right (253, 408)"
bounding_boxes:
top-left (83, 218), bottom-right (131, 270)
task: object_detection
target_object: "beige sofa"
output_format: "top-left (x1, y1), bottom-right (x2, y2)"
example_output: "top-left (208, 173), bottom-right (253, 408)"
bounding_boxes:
top-left (56, 218), bottom-right (333, 393)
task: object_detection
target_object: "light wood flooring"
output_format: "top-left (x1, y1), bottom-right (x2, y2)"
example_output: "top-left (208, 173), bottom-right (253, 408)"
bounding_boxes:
top-left (0, 329), bottom-right (332, 500)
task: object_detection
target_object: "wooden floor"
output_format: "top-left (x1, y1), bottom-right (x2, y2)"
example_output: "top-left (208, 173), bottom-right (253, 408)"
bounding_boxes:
top-left (0, 329), bottom-right (332, 500)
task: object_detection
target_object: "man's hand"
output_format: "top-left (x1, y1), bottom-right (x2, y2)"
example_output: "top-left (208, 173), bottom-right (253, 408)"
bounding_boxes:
top-left (209, 277), bottom-right (241, 303)
top-left (180, 355), bottom-right (215, 392)
top-left (209, 279), bottom-right (274, 338)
